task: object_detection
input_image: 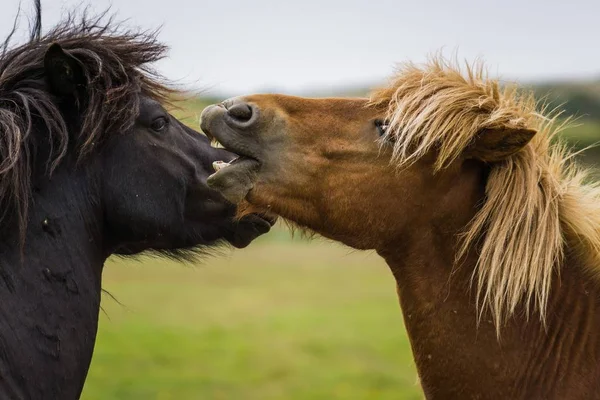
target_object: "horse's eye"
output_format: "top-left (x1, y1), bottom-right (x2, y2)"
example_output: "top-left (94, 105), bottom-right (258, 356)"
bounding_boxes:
top-left (150, 116), bottom-right (168, 132)
top-left (375, 120), bottom-right (389, 137)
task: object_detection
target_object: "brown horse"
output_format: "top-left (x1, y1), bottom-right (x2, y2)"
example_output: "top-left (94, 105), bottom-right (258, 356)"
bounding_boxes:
top-left (201, 59), bottom-right (600, 399)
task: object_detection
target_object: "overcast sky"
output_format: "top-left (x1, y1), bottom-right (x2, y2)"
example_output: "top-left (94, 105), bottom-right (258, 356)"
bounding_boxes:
top-left (1, 0), bottom-right (599, 96)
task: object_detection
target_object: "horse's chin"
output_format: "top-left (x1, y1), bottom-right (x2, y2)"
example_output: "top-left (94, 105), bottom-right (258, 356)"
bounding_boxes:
top-left (207, 157), bottom-right (260, 204)
top-left (223, 212), bottom-right (275, 248)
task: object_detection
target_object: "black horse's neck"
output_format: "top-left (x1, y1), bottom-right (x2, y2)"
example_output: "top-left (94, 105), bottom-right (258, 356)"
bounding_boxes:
top-left (0, 160), bottom-right (106, 400)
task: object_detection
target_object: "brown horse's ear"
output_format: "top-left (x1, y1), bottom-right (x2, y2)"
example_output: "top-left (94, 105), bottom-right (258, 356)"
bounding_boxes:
top-left (466, 126), bottom-right (536, 162)
top-left (44, 43), bottom-right (85, 96)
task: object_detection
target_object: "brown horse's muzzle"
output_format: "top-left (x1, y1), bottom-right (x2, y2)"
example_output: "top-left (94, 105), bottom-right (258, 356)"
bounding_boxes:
top-left (200, 97), bottom-right (267, 204)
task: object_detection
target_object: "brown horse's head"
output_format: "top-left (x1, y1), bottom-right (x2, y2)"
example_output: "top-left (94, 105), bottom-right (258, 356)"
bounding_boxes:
top-left (202, 95), bottom-right (402, 249)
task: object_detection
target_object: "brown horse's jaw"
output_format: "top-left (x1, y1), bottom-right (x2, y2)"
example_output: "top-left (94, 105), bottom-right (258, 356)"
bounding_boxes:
top-left (207, 157), bottom-right (259, 204)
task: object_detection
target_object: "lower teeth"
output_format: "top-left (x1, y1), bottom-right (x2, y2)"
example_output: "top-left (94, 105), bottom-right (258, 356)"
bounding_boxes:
top-left (212, 161), bottom-right (231, 171)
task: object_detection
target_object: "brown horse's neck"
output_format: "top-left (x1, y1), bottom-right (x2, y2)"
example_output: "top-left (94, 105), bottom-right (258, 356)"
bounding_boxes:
top-left (378, 220), bottom-right (600, 399)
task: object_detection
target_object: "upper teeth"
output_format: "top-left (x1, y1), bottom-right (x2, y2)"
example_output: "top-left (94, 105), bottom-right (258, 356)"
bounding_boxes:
top-left (213, 161), bottom-right (231, 171)
top-left (211, 140), bottom-right (225, 149)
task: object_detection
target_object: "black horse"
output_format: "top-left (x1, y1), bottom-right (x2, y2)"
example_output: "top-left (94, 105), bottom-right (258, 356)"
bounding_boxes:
top-left (0, 6), bottom-right (272, 400)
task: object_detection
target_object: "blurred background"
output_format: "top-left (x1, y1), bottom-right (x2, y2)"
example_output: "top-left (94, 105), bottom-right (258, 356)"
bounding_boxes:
top-left (2, 0), bottom-right (600, 399)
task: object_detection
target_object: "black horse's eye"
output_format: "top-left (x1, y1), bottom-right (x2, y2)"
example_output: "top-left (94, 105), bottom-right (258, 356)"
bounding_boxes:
top-left (375, 120), bottom-right (389, 137)
top-left (150, 116), bottom-right (169, 132)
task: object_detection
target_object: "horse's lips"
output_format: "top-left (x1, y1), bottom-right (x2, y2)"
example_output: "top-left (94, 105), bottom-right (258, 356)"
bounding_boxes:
top-left (207, 157), bottom-right (260, 204)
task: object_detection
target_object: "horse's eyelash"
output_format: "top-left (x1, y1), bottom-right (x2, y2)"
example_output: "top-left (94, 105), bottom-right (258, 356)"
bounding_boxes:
top-left (375, 120), bottom-right (389, 136)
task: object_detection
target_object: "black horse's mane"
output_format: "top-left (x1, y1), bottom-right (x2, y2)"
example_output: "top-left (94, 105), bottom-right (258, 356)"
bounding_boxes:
top-left (0, 2), bottom-right (176, 242)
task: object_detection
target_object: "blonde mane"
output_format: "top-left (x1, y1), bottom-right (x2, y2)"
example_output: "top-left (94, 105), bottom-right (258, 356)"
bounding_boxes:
top-left (369, 57), bottom-right (600, 330)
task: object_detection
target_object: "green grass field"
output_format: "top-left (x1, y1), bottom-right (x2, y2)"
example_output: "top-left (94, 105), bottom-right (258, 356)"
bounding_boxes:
top-left (81, 229), bottom-right (422, 399)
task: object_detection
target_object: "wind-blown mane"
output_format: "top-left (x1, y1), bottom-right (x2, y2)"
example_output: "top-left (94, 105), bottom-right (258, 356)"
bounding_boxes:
top-left (369, 57), bottom-right (600, 330)
top-left (0, 7), bottom-right (176, 242)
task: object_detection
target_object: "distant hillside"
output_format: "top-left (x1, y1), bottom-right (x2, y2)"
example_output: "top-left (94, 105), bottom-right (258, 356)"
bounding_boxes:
top-left (529, 79), bottom-right (600, 120)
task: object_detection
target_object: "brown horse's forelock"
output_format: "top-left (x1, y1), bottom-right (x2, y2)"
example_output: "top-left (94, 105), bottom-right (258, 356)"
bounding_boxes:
top-left (0, 10), bottom-right (177, 244)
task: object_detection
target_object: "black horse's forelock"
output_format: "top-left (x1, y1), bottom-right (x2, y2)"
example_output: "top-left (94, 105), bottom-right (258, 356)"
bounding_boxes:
top-left (0, 4), bottom-right (177, 243)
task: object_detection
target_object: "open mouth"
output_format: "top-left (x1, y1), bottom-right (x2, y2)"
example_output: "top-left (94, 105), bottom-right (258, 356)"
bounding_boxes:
top-left (207, 134), bottom-right (243, 172)
top-left (206, 135), bottom-right (261, 186)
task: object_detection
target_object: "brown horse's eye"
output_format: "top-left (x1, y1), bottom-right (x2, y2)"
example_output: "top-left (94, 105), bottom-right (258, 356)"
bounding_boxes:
top-left (375, 120), bottom-right (389, 137)
top-left (151, 116), bottom-right (168, 132)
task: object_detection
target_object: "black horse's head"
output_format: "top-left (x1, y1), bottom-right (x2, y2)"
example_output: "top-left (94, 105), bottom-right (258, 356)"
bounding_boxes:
top-left (0, 14), bottom-right (273, 258)
top-left (100, 95), bottom-right (273, 254)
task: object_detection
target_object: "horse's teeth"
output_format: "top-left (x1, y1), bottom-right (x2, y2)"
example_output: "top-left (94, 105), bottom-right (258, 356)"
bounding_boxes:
top-left (213, 161), bottom-right (230, 171)
top-left (211, 140), bottom-right (225, 149)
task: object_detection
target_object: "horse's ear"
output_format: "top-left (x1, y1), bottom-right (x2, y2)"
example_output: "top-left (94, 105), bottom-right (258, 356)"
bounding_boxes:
top-left (466, 126), bottom-right (536, 162)
top-left (44, 43), bottom-right (85, 96)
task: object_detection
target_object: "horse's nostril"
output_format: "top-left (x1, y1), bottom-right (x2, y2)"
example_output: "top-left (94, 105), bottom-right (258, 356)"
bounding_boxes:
top-left (227, 103), bottom-right (253, 123)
